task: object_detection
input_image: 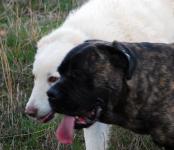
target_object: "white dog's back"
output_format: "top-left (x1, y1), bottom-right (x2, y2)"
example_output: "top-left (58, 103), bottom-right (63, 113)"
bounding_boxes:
top-left (39, 0), bottom-right (174, 49)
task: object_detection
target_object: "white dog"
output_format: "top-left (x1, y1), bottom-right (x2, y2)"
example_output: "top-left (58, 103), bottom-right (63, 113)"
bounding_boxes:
top-left (25, 0), bottom-right (174, 149)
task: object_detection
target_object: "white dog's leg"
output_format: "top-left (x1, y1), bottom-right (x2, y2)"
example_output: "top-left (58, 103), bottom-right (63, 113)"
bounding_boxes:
top-left (84, 122), bottom-right (111, 150)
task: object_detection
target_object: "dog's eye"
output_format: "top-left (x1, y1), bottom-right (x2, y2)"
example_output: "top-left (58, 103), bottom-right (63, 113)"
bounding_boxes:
top-left (48, 76), bottom-right (59, 83)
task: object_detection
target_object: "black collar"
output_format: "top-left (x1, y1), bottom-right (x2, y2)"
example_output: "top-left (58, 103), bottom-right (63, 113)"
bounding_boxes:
top-left (113, 41), bottom-right (137, 80)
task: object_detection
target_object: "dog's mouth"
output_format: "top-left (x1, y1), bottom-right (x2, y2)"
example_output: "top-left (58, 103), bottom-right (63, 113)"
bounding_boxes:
top-left (75, 107), bottom-right (102, 129)
top-left (56, 106), bottom-right (102, 144)
top-left (38, 112), bottom-right (55, 123)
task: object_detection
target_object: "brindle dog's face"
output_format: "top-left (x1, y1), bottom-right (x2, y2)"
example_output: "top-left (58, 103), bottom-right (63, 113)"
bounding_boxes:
top-left (47, 40), bottom-right (131, 128)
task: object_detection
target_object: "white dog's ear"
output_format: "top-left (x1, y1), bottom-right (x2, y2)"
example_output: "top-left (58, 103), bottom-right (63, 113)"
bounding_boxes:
top-left (37, 28), bottom-right (88, 50)
top-left (37, 30), bottom-right (60, 50)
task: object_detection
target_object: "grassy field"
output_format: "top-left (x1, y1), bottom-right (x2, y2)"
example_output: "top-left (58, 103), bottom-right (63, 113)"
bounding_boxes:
top-left (0, 0), bottom-right (163, 150)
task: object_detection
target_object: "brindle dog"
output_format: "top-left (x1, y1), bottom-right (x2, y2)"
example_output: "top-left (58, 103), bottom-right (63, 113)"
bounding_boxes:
top-left (47, 40), bottom-right (174, 150)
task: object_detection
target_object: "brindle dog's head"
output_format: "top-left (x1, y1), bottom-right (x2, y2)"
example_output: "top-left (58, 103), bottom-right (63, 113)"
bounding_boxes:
top-left (47, 40), bottom-right (136, 129)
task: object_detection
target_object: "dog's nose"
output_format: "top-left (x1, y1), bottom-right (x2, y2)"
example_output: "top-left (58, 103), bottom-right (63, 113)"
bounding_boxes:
top-left (25, 106), bottom-right (38, 118)
top-left (47, 88), bottom-right (58, 99)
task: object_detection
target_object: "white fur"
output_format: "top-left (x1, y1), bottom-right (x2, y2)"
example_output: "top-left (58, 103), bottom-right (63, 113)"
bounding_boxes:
top-left (84, 123), bottom-right (111, 150)
top-left (26, 0), bottom-right (174, 149)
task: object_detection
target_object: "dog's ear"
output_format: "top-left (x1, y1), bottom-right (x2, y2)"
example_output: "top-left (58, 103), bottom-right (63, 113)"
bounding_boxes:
top-left (111, 41), bottom-right (137, 80)
top-left (84, 40), bottom-right (137, 79)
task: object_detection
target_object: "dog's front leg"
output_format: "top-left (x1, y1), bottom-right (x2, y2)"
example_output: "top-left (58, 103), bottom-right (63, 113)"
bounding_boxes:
top-left (83, 122), bottom-right (111, 150)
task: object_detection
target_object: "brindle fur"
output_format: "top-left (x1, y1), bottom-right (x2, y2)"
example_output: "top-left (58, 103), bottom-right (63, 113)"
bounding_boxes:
top-left (98, 42), bottom-right (174, 150)
top-left (48, 41), bottom-right (174, 150)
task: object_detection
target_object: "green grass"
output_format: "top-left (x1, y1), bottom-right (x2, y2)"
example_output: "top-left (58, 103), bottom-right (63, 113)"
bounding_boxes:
top-left (0, 0), bottom-right (163, 150)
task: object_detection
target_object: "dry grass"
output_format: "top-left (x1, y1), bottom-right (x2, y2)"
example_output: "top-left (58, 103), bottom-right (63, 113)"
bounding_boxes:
top-left (0, 1), bottom-right (84, 150)
top-left (0, 0), bottom-right (163, 150)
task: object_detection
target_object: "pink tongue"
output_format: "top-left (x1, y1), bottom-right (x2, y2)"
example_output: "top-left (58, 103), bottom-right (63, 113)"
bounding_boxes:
top-left (56, 116), bottom-right (75, 144)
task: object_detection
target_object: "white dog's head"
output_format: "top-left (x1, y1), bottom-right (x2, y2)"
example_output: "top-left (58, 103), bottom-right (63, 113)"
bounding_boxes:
top-left (25, 42), bottom-right (72, 122)
top-left (25, 27), bottom-right (87, 122)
